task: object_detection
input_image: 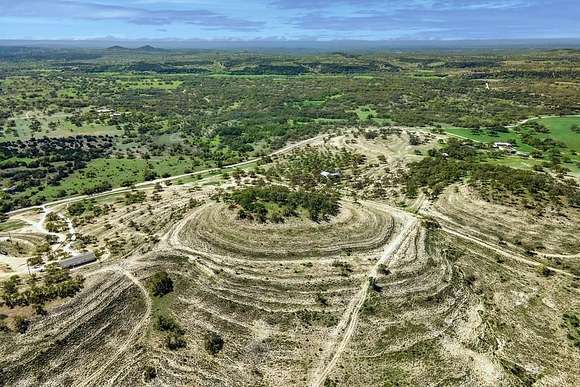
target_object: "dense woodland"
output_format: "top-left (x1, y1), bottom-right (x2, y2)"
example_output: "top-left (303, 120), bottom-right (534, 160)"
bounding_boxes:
top-left (1, 48), bottom-right (579, 211)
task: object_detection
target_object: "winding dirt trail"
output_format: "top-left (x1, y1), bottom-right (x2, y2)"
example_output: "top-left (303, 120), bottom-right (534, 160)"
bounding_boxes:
top-left (78, 266), bottom-right (153, 387)
top-left (421, 205), bottom-right (579, 279)
top-left (309, 205), bottom-right (418, 387)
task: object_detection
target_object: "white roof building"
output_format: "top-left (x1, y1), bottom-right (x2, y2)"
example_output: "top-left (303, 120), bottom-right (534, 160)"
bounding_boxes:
top-left (493, 142), bottom-right (513, 148)
top-left (321, 171), bottom-right (341, 178)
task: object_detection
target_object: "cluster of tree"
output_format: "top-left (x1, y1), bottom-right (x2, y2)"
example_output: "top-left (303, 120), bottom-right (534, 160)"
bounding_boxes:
top-left (406, 140), bottom-right (579, 207)
top-left (155, 314), bottom-right (186, 350)
top-left (0, 135), bottom-right (113, 211)
top-left (44, 213), bottom-right (68, 233)
top-left (0, 135), bottom-right (113, 160)
top-left (224, 185), bottom-right (340, 222)
top-left (0, 264), bottom-right (84, 309)
top-left (67, 199), bottom-right (108, 218)
top-left (266, 148), bottom-right (365, 190)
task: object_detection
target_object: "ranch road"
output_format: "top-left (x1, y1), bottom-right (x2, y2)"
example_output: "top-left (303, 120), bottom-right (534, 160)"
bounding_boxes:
top-left (7, 134), bottom-right (325, 217)
top-left (310, 203), bottom-right (418, 387)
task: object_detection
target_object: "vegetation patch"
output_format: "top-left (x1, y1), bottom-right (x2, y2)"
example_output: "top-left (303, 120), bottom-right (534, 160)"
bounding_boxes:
top-left (266, 148), bottom-right (365, 191)
top-left (223, 185), bottom-right (340, 222)
top-left (562, 312), bottom-right (580, 349)
top-left (406, 139), bottom-right (579, 207)
top-left (204, 332), bottom-right (224, 355)
top-left (0, 264), bottom-right (84, 308)
top-left (148, 271), bottom-right (174, 297)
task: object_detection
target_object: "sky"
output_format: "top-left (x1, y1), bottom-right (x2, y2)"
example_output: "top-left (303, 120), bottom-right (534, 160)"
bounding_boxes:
top-left (0, 0), bottom-right (579, 41)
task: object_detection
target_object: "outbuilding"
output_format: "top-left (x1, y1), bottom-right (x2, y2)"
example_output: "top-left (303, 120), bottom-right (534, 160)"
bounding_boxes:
top-left (320, 171), bottom-right (341, 178)
top-left (58, 252), bottom-right (97, 269)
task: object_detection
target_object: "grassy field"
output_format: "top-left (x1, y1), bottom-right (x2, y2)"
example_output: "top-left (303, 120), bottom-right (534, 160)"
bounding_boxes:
top-left (353, 106), bottom-right (392, 125)
top-left (25, 157), bottom-right (213, 202)
top-left (532, 116), bottom-right (580, 153)
top-left (0, 112), bottom-right (121, 142)
top-left (445, 116), bottom-right (580, 152)
top-left (444, 116), bottom-right (580, 173)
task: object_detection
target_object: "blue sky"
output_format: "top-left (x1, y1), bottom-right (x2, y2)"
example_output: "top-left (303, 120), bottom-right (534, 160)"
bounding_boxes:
top-left (0, 0), bottom-right (578, 41)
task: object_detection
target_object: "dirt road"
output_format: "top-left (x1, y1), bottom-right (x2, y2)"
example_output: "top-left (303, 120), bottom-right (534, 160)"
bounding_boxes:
top-left (78, 265), bottom-right (152, 387)
top-left (309, 204), bottom-right (418, 387)
top-left (7, 134), bottom-right (325, 217)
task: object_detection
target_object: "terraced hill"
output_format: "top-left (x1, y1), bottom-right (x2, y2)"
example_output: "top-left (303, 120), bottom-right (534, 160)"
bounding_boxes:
top-left (0, 130), bottom-right (578, 387)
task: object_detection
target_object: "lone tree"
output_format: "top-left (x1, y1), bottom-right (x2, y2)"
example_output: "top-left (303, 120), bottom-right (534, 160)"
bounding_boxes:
top-left (149, 271), bottom-right (174, 296)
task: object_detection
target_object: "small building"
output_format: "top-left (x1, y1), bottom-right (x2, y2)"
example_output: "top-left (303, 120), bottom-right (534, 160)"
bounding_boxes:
top-left (58, 252), bottom-right (97, 269)
top-left (96, 107), bottom-right (113, 114)
top-left (2, 185), bottom-right (16, 193)
top-left (320, 171), bottom-right (341, 178)
top-left (493, 142), bottom-right (513, 148)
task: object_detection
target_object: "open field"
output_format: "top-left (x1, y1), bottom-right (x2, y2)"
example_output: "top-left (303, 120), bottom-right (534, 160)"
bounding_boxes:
top-left (532, 116), bottom-right (580, 152)
top-left (0, 112), bottom-right (121, 142)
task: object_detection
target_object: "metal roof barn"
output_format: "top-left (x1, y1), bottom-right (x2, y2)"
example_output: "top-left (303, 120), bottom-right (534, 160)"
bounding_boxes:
top-left (58, 252), bottom-right (97, 269)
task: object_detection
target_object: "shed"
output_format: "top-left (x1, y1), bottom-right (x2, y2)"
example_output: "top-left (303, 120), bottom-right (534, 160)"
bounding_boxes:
top-left (320, 171), bottom-right (341, 178)
top-left (58, 252), bottom-right (97, 269)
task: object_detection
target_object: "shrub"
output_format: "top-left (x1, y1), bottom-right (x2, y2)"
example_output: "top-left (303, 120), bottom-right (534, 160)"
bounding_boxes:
top-left (143, 366), bottom-right (157, 382)
top-left (149, 272), bottom-right (173, 296)
top-left (538, 265), bottom-right (554, 277)
top-left (155, 315), bottom-right (184, 335)
top-left (13, 316), bottom-right (29, 334)
top-left (165, 333), bottom-right (186, 350)
top-left (205, 332), bottom-right (224, 355)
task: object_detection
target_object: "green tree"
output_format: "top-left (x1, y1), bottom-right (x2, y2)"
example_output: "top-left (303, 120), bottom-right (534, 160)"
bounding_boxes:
top-left (13, 316), bottom-right (29, 334)
top-left (149, 272), bottom-right (174, 296)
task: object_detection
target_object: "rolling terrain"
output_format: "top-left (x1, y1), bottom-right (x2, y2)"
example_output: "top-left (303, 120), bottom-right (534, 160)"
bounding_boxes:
top-left (1, 127), bottom-right (578, 386)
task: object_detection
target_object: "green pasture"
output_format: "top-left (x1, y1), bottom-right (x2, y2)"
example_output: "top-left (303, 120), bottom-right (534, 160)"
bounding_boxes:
top-left (0, 113), bottom-right (120, 142)
top-left (444, 116), bottom-right (580, 173)
top-left (531, 116), bottom-right (580, 153)
top-left (25, 157), bottom-right (212, 202)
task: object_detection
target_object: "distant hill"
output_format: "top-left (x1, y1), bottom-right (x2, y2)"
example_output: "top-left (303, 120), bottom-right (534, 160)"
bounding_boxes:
top-left (136, 45), bottom-right (166, 52)
top-left (106, 45), bottom-right (130, 51)
top-left (105, 45), bottom-right (165, 52)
